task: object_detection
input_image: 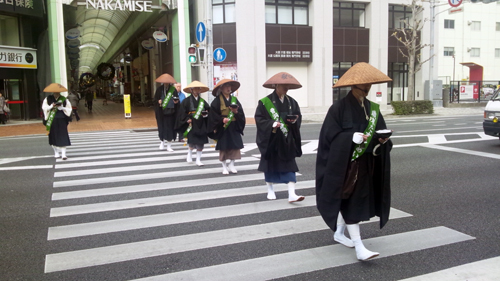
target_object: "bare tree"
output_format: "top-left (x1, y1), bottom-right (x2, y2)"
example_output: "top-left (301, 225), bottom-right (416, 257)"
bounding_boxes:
top-left (391, 0), bottom-right (433, 101)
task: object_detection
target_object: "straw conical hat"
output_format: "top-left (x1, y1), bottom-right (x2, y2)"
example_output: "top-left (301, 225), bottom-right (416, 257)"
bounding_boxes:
top-left (155, 73), bottom-right (176, 84)
top-left (333, 62), bottom-right (392, 88)
top-left (183, 80), bottom-right (209, 94)
top-left (263, 72), bottom-right (302, 89)
top-left (43, 83), bottom-right (68, 93)
top-left (212, 79), bottom-right (240, 96)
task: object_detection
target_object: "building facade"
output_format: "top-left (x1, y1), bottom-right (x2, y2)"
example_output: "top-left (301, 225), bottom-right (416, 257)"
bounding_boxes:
top-left (437, 1), bottom-right (500, 87)
top-left (0, 0), bottom-right (45, 120)
top-left (8, 1), bottom-right (499, 120)
top-left (189, 0), bottom-right (436, 115)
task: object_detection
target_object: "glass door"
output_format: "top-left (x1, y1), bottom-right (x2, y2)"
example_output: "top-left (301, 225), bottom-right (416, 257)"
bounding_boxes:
top-left (2, 79), bottom-right (24, 119)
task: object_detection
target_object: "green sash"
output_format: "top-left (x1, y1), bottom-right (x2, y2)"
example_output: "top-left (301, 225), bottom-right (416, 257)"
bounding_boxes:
top-left (260, 96), bottom-right (288, 137)
top-left (224, 95), bottom-right (238, 130)
top-left (351, 101), bottom-right (380, 161)
top-left (161, 85), bottom-right (175, 109)
top-left (183, 98), bottom-right (205, 138)
top-left (45, 96), bottom-right (67, 132)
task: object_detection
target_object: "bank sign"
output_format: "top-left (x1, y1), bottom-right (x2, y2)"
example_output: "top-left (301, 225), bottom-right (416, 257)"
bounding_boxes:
top-left (0, 46), bottom-right (37, 69)
top-left (85, 0), bottom-right (153, 12)
top-left (0, 0), bottom-right (43, 17)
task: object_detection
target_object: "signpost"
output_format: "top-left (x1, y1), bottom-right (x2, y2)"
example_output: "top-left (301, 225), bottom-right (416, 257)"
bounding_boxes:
top-left (448, 0), bottom-right (463, 7)
top-left (124, 94), bottom-right (131, 118)
top-left (196, 22), bottom-right (206, 43)
top-left (153, 31), bottom-right (168, 42)
top-left (214, 48), bottom-right (227, 62)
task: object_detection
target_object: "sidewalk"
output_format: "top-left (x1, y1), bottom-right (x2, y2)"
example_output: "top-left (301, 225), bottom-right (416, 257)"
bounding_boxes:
top-left (0, 99), bottom-right (158, 138)
top-left (301, 105), bottom-right (484, 123)
top-left (0, 99), bottom-right (485, 138)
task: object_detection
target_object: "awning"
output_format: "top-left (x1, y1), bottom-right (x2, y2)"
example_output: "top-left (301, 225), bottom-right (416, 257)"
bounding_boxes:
top-left (460, 62), bottom-right (483, 81)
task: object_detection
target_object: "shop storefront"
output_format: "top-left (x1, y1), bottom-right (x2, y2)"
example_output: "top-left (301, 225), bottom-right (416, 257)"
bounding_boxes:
top-left (0, 0), bottom-right (45, 120)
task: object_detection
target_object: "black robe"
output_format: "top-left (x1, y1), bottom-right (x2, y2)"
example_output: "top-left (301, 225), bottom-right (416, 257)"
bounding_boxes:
top-left (154, 85), bottom-right (179, 141)
top-left (207, 94), bottom-right (245, 150)
top-left (254, 91), bottom-right (302, 173)
top-left (316, 91), bottom-right (392, 232)
top-left (175, 94), bottom-right (210, 145)
top-left (45, 95), bottom-right (71, 147)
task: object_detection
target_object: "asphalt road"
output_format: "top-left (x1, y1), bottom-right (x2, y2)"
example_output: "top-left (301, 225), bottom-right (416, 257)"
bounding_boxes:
top-left (1, 114), bottom-right (499, 280)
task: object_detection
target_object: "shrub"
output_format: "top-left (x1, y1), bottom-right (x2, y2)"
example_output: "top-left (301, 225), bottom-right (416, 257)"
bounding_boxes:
top-left (391, 101), bottom-right (434, 115)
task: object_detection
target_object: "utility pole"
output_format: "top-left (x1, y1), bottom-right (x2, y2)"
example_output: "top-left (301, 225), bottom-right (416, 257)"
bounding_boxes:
top-left (206, 0), bottom-right (214, 98)
top-left (178, 0), bottom-right (188, 90)
top-left (429, 0), bottom-right (435, 105)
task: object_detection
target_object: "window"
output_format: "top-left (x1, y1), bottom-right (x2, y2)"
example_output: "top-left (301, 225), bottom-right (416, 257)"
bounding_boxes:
top-left (0, 15), bottom-right (20, 46)
top-left (495, 48), bottom-right (500, 58)
top-left (334, 2), bottom-right (366, 27)
top-left (265, 0), bottom-right (309, 25)
top-left (470, 48), bottom-right (480, 57)
top-left (444, 19), bottom-right (454, 29)
top-left (213, 0), bottom-right (235, 24)
top-left (444, 47), bottom-right (454, 57)
top-left (332, 62), bottom-right (357, 101)
top-left (471, 21), bottom-right (481, 31)
top-left (389, 5), bottom-right (413, 29)
top-left (496, 22), bottom-right (500, 31)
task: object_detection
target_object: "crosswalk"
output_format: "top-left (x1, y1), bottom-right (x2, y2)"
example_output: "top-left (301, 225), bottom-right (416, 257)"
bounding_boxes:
top-left (43, 130), bottom-right (481, 280)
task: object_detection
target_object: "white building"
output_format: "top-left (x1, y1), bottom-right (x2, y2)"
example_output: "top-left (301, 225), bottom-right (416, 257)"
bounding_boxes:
top-left (437, 1), bottom-right (500, 86)
top-left (188, 0), bottom-right (441, 116)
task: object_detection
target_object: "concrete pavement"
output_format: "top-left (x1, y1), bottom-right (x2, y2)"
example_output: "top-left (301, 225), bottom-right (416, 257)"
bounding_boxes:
top-left (0, 98), bottom-right (486, 137)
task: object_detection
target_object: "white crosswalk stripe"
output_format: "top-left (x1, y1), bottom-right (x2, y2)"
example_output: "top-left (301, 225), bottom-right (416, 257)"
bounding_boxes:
top-left (131, 227), bottom-right (474, 281)
top-left (43, 130), bottom-right (480, 279)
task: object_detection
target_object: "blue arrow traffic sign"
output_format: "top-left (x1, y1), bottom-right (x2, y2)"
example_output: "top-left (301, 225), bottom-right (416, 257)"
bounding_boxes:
top-left (196, 22), bottom-right (206, 43)
top-left (214, 48), bottom-right (227, 62)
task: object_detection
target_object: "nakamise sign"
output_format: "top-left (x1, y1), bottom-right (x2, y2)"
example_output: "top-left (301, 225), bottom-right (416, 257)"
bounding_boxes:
top-left (0, 46), bottom-right (37, 69)
top-left (85, 0), bottom-right (153, 12)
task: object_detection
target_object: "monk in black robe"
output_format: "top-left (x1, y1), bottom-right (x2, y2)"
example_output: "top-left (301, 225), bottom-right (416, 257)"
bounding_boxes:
top-left (255, 72), bottom-right (305, 203)
top-left (176, 81), bottom-right (210, 166)
top-left (154, 83), bottom-right (179, 151)
top-left (316, 62), bottom-right (392, 261)
top-left (42, 83), bottom-right (72, 160)
top-left (208, 79), bottom-right (245, 174)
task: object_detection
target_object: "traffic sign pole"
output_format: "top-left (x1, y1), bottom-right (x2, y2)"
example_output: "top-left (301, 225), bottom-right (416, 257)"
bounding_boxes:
top-left (206, 0), bottom-right (213, 98)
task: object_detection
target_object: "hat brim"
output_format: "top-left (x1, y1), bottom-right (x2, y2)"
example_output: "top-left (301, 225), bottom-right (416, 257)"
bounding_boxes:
top-left (263, 72), bottom-right (302, 89)
top-left (43, 83), bottom-right (68, 93)
top-left (262, 83), bottom-right (302, 90)
top-left (155, 74), bottom-right (176, 84)
top-left (212, 79), bottom-right (240, 96)
top-left (333, 62), bottom-right (392, 88)
top-left (183, 80), bottom-right (209, 94)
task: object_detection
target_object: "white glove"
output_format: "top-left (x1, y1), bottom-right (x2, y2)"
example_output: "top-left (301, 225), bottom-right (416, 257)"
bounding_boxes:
top-left (57, 106), bottom-right (63, 110)
top-left (352, 132), bottom-right (364, 144)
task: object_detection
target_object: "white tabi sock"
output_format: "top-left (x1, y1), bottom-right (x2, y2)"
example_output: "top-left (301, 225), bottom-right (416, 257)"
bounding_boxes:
top-left (61, 147), bottom-right (67, 160)
top-left (221, 161), bottom-right (229, 174)
top-left (345, 224), bottom-right (379, 261)
top-left (334, 213), bottom-right (354, 248)
top-left (166, 141), bottom-right (173, 152)
top-left (287, 181), bottom-right (305, 203)
top-left (186, 148), bottom-right (193, 163)
top-left (228, 160), bottom-right (237, 173)
top-left (266, 182), bottom-right (276, 200)
top-left (52, 146), bottom-right (60, 158)
top-left (159, 141), bottom-right (165, 150)
top-left (196, 150), bottom-right (204, 166)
